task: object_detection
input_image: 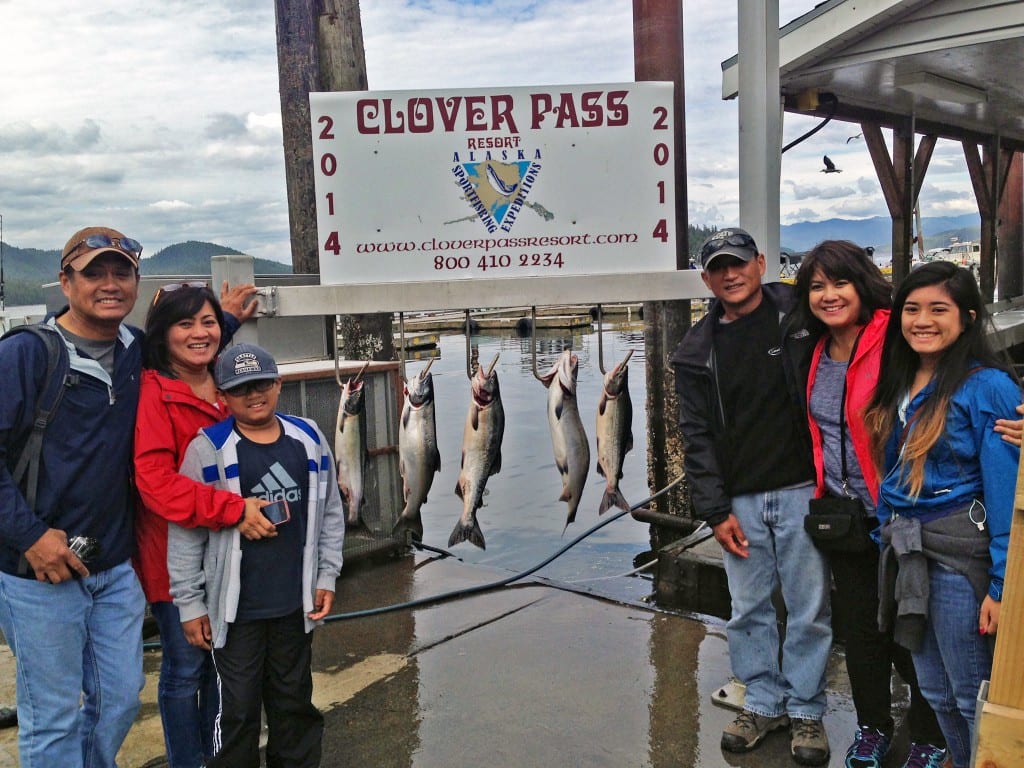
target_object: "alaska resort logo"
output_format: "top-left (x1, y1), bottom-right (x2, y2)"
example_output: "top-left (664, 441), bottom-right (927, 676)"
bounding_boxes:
top-left (450, 154), bottom-right (544, 234)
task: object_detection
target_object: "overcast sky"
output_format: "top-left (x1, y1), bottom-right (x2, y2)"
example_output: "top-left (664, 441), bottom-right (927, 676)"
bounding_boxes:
top-left (0, 0), bottom-right (977, 264)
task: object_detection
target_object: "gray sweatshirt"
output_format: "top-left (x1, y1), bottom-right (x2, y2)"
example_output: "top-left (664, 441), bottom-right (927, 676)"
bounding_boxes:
top-left (168, 413), bottom-right (345, 648)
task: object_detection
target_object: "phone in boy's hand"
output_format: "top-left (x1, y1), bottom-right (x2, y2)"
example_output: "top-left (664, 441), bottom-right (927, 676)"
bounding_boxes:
top-left (261, 499), bottom-right (291, 526)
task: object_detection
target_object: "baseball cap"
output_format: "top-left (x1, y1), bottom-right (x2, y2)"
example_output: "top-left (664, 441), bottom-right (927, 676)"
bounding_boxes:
top-left (699, 227), bottom-right (759, 270)
top-left (60, 226), bottom-right (142, 271)
top-left (215, 343), bottom-right (279, 390)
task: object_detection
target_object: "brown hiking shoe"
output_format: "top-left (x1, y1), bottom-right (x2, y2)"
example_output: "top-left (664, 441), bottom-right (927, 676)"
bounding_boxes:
top-left (720, 710), bottom-right (789, 752)
top-left (791, 718), bottom-right (830, 766)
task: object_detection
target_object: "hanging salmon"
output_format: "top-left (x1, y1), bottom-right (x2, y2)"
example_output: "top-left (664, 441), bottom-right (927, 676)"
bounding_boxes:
top-left (450, 354), bottom-right (504, 549)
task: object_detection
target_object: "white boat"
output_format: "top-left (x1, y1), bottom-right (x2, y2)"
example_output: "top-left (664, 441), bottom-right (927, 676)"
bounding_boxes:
top-left (912, 239), bottom-right (980, 276)
top-left (0, 305), bottom-right (47, 334)
top-left (947, 240), bottom-right (981, 271)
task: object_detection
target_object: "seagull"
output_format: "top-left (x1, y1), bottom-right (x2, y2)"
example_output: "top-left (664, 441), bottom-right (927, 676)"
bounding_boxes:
top-left (822, 155), bottom-right (842, 173)
top-left (846, 133), bottom-right (862, 143)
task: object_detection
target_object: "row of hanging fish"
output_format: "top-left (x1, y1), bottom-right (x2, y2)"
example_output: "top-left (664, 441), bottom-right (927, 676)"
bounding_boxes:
top-left (332, 348), bottom-right (633, 551)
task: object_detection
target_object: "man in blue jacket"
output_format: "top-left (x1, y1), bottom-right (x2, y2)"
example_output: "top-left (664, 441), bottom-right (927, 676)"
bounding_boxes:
top-left (0, 227), bottom-right (146, 767)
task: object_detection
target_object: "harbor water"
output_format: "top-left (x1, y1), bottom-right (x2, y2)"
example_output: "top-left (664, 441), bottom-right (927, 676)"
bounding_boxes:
top-left (406, 320), bottom-right (656, 601)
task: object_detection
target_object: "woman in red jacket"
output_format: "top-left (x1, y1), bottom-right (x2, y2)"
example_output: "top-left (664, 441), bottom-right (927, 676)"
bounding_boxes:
top-left (792, 241), bottom-right (946, 768)
top-left (134, 282), bottom-right (271, 768)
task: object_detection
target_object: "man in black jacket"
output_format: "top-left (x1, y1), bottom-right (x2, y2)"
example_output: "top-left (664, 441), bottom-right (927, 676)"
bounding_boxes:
top-left (671, 228), bottom-right (832, 767)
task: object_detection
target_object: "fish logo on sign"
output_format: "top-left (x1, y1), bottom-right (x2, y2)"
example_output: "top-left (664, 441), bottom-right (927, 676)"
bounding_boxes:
top-left (451, 159), bottom-right (541, 234)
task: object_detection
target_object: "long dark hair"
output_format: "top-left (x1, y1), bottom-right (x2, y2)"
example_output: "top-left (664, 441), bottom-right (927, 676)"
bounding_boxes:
top-left (791, 240), bottom-right (892, 335)
top-left (863, 261), bottom-right (1017, 495)
top-left (143, 285), bottom-right (225, 373)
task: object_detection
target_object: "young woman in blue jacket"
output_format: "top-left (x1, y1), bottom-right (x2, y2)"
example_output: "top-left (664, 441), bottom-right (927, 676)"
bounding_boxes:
top-left (864, 262), bottom-right (1020, 768)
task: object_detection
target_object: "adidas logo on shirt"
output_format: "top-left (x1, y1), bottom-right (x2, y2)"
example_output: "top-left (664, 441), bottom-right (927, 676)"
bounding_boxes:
top-left (251, 461), bottom-right (302, 503)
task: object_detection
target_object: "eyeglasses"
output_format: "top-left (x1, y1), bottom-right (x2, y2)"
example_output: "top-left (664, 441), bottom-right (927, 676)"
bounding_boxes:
top-left (150, 281), bottom-right (209, 308)
top-left (67, 234), bottom-right (144, 261)
top-left (222, 379), bottom-right (277, 397)
top-left (700, 233), bottom-right (756, 265)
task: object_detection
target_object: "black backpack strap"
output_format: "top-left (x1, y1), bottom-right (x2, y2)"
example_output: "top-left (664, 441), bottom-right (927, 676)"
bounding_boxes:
top-left (2, 325), bottom-right (73, 511)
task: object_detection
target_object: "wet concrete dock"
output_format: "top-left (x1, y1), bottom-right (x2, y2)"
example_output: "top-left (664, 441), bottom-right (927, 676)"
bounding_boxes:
top-left (2, 550), bottom-right (925, 767)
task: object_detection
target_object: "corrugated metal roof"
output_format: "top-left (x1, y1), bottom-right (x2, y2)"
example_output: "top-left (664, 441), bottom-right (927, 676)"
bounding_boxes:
top-left (721, 0), bottom-right (1024, 146)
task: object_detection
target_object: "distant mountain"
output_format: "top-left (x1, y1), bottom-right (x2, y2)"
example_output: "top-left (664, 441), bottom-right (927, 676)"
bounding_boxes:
top-left (0, 240), bottom-right (292, 305)
top-left (0, 244), bottom-right (59, 304)
top-left (780, 214), bottom-right (980, 253)
top-left (143, 241), bottom-right (292, 276)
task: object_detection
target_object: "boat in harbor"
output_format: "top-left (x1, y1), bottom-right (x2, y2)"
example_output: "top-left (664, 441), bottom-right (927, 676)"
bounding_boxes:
top-left (0, 305), bottom-right (47, 335)
top-left (912, 237), bottom-right (981, 276)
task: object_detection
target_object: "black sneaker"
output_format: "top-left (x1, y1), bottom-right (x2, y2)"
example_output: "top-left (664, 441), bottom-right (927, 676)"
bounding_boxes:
top-left (721, 710), bottom-right (789, 752)
top-left (791, 718), bottom-right (830, 766)
top-left (0, 706), bottom-right (17, 729)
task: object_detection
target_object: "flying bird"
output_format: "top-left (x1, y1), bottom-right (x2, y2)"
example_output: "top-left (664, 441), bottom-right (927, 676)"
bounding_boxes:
top-left (821, 155), bottom-right (842, 173)
top-left (846, 133), bottom-right (862, 143)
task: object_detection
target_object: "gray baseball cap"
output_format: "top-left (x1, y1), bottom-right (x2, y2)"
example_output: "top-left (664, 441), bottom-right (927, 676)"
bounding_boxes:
top-left (215, 343), bottom-right (279, 390)
top-left (699, 227), bottom-right (758, 269)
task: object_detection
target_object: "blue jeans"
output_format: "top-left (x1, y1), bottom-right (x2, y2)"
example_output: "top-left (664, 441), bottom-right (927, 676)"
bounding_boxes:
top-left (0, 560), bottom-right (145, 768)
top-left (724, 485), bottom-right (832, 719)
top-left (912, 563), bottom-right (993, 768)
top-left (151, 600), bottom-right (218, 768)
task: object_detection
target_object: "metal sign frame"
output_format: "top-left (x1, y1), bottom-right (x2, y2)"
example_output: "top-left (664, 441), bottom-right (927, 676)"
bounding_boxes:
top-left (254, 270), bottom-right (710, 318)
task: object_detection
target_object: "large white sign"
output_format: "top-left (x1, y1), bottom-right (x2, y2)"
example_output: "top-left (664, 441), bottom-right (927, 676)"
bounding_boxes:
top-left (310, 83), bottom-right (675, 285)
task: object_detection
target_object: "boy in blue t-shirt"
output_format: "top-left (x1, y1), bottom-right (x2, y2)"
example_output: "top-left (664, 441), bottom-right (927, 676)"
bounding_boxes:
top-left (168, 343), bottom-right (345, 768)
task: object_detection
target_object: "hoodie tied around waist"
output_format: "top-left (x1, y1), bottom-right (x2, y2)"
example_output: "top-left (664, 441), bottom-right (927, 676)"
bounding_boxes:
top-left (878, 503), bottom-right (991, 652)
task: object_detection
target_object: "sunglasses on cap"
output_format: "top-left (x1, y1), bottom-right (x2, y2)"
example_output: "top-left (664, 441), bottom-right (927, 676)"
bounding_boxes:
top-left (222, 379), bottom-right (277, 397)
top-left (151, 281), bottom-right (209, 308)
top-left (700, 233), bottom-right (756, 265)
top-left (67, 234), bottom-right (144, 260)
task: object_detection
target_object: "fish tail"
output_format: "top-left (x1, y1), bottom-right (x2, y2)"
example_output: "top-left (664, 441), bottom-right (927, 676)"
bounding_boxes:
top-left (599, 487), bottom-right (629, 515)
top-left (561, 504), bottom-right (578, 535)
top-left (342, 489), bottom-right (362, 525)
top-left (392, 511), bottom-right (424, 543)
top-left (448, 518), bottom-right (486, 550)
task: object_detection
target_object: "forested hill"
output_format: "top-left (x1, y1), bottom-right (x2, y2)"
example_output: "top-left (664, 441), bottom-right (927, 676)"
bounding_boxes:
top-left (0, 240), bottom-right (291, 304)
top-left (143, 241), bottom-right (291, 276)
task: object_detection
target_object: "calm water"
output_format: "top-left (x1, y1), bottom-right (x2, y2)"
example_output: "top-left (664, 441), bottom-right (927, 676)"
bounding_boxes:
top-left (407, 321), bottom-right (656, 598)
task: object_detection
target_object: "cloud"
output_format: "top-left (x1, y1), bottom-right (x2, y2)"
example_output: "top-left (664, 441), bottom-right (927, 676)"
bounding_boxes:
top-left (688, 156), bottom-right (741, 181)
top-left (81, 169), bottom-right (126, 185)
top-left (783, 179), bottom-right (857, 200)
top-left (150, 200), bottom-right (194, 211)
top-left (73, 120), bottom-right (102, 150)
top-left (919, 183), bottom-right (973, 204)
top-left (833, 198), bottom-right (889, 218)
top-left (361, 0), bottom-right (634, 89)
top-left (0, 120), bottom-right (104, 154)
top-left (687, 201), bottom-right (723, 229)
top-left (205, 114), bottom-right (248, 139)
top-left (786, 207), bottom-right (820, 223)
